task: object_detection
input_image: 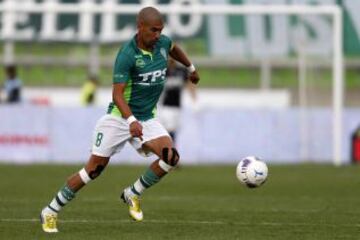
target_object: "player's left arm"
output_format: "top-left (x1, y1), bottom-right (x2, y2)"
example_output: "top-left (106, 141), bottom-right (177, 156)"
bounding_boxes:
top-left (169, 44), bottom-right (200, 85)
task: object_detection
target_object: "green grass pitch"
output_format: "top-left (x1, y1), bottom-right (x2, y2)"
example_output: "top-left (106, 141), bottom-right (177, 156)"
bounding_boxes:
top-left (0, 163), bottom-right (359, 240)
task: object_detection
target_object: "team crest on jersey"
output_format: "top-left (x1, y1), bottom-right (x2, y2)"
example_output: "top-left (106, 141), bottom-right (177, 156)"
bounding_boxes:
top-left (160, 48), bottom-right (167, 60)
top-left (135, 58), bottom-right (146, 68)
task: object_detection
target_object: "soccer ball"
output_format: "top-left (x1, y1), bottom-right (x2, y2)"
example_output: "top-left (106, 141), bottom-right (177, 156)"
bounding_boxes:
top-left (236, 156), bottom-right (268, 188)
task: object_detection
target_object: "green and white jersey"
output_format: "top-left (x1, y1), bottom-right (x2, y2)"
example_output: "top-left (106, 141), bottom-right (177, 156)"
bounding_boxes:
top-left (108, 34), bottom-right (173, 121)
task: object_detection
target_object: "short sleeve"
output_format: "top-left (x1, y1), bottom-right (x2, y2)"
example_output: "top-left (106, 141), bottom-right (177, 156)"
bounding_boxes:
top-left (113, 51), bottom-right (133, 84)
top-left (160, 35), bottom-right (173, 52)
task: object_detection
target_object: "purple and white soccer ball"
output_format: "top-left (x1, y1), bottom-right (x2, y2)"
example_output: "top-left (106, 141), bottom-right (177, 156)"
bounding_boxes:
top-left (236, 156), bottom-right (268, 188)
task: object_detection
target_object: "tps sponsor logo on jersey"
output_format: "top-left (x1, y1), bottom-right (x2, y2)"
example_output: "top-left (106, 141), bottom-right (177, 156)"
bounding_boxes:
top-left (138, 68), bottom-right (167, 85)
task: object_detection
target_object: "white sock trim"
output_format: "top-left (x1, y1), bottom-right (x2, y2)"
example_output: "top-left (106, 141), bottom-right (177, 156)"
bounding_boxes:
top-left (79, 168), bottom-right (92, 184)
top-left (133, 179), bottom-right (146, 195)
top-left (57, 192), bottom-right (68, 204)
top-left (159, 160), bottom-right (172, 172)
top-left (49, 199), bottom-right (61, 212)
top-left (44, 206), bottom-right (58, 215)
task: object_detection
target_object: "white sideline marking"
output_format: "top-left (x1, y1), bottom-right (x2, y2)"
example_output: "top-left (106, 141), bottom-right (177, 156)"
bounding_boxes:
top-left (0, 218), bottom-right (223, 225)
top-left (1, 218), bottom-right (360, 228)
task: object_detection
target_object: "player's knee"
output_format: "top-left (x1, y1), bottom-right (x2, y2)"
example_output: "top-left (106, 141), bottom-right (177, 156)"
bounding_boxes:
top-left (88, 165), bottom-right (105, 179)
top-left (161, 147), bottom-right (180, 167)
top-left (79, 165), bottom-right (105, 183)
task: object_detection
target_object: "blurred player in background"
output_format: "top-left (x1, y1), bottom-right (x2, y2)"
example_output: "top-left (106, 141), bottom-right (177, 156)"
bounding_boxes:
top-left (3, 65), bottom-right (22, 103)
top-left (40, 6), bottom-right (199, 233)
top-left (80, 74), bottom-right (99, 106)
top-left (159, 58), bottom-right (196, 143)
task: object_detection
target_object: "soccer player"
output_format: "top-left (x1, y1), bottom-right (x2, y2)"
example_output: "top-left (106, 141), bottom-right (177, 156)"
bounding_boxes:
top-left (40, 6), bottom-right (200, 233)
top-left (159, 58), bottom-right (196, 142)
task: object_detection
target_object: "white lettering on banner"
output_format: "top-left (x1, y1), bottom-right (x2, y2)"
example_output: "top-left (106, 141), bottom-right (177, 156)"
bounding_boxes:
top-left (1, 0), bottom-right (17, 40)
top-left (343, 0), bottom-right (360, 40)
top-left (1, 0), bottom-right (36, 40)
top-left (40, 0), bottom-right (77, 40)
top-left (100, 0), bottom-right (135, 42)
top-left (79, 0), bottom-right (95, 41)
top-left (245, 0), bottom-right (288, 57)
top-left (0, 1), bottom-right (356, 55)
top-left (206, 0), bottom-right (336, 57)
top-left (167, 0), bottom-right (203, 37)
top-left (206, 0), bottom-right (246, 56)
top-left (291, 0), bottom-right (335, 56)
top-left (0, 0), bottom-right (202, 42)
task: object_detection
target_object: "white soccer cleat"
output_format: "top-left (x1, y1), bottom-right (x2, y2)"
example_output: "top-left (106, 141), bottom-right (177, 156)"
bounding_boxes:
top-left (40, 209), bottom-right (59, 233)
top-left (121, 188), bottom-right (143, 221)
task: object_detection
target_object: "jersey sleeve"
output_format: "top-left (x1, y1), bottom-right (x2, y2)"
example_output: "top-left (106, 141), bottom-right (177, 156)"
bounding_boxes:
top-left (160, 35), bottom-right (173, 52)
top-left (113, 51), bottom-right (133, 84)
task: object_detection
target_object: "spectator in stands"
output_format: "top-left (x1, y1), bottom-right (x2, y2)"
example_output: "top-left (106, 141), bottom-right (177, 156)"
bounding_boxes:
top-left (159, 58), bottom-right (196, 143)
top-left (81, 74), bottom-right (99, 106)
top-left (3, 65), bottom-right (22, 103)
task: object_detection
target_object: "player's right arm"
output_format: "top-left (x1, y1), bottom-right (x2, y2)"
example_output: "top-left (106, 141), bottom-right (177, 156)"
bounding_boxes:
top-left (112, 83), bottom-right (143, 140)
top-left (113, 51), bottom-right (143, 140)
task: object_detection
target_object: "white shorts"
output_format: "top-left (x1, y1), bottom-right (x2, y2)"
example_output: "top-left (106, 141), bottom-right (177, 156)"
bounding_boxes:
top-left (91, 114), bottom-right (170, 158)
top-left (158, 106), bottom-right (181, 132)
